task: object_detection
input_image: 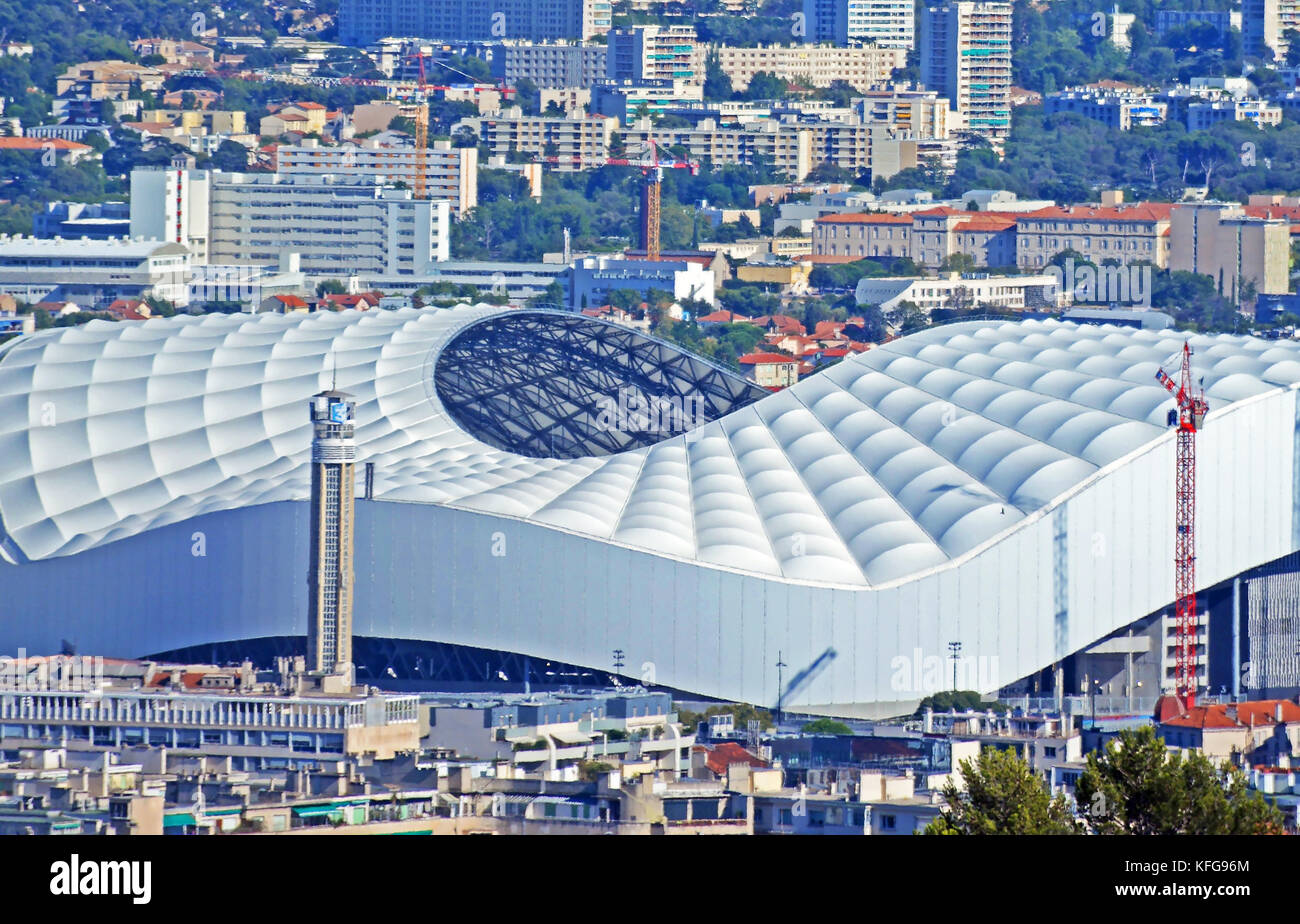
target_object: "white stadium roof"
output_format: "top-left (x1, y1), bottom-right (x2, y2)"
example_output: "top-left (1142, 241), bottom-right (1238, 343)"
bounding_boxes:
top-left (1, 307), bottom-right (1296, 580)
top-left (3, 307), bottom-right (1300, 712)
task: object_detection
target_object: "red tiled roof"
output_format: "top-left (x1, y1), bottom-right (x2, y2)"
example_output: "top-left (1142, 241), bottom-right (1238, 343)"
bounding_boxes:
top-left (698, 310), bottom-right (752, 323)
top-left (956, 215), bottom-right (1018, 232)
top-left (701, 742), bottom-right (768, 776)
top-left (820, 347), bottom-right (850, 358)
top-left (815, 212), bottom-right (912, 225)
top-left (740, 351), bottom-right (798, 365)
top-left (1161, 699), bottom-right (1300, 730)
top-left (271, 294), bottom-right (307, 308)
top-left (1018, 203), bottom-right (1175, 223)
top-left (0, 137), bottom-right (91, 152)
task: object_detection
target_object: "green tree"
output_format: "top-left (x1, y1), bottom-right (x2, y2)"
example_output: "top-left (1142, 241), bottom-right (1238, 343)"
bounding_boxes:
top-left (801, 718), bottom-right (853, 735)
top-left (1075, 726), bottom-right (1284, 835)
top-left (316, 279), bottom-right (346, 296)
top-left (926, 747), bottom-right (1079, 835)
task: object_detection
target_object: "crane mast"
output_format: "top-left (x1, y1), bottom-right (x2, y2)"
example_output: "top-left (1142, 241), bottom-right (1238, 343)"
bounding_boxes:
top-left (1154, 342), bottom-right (1209, 709)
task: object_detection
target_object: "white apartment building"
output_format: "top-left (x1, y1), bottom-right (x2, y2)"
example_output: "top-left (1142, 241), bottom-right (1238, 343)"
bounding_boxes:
top-left (129, 159), bottom-right (210, 263)
top-left (276, 139), bottom-right (478, 216)
top-left (711, 44), bottom-right (907, 92)
top-left (131, 168), bottom-right (450, 277)
top-left (802, 0), bottom-right (916, 49)
top-left (854, 272), bottom-right (1064, 313)
top-left (207, 174), bottom-right (449, 276)
top-left (920, 2), bottom-right (1013, 148)
top-left (0, 236), bottom-right (191, 307)
top-left (853, 90), bottom-right (954, 138)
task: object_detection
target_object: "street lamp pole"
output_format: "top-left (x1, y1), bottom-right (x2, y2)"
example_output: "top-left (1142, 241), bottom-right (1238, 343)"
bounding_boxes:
top-left (948, 641), bottom-right (962, 692)
top-left (776, 650), bottom-right (787, 725)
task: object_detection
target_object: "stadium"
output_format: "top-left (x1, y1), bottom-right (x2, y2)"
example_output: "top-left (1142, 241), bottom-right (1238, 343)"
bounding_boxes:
top-left (2, 306), bottom-right (1300, 717)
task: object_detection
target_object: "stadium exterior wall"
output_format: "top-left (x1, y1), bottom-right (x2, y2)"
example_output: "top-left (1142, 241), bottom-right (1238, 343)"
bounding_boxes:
top-left (1, 380), bottom-right (1295, 717)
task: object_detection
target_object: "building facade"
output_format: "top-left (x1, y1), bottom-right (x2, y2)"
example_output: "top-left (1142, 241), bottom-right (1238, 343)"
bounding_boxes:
top-left (802, 0), bottom-right (917, 49)
top-left (1044, 88), bottom-right (1168, 130)
top-left (491, 41), bottom-right (609, 88)
top-left (338, 0), bottom-right (611, 45)
top-left (920, 2), bottom-right (1013, 148)
top-left (0, 236), bottom-right (190, 307)
top-left (711, 43), bottom-right (907, 92)
top-left (1168, 203), bottom-right (1292, 301)
top-left (276, 140), bottom-right (478, 216)
top-left (606, 25), bottom-right (699, 83)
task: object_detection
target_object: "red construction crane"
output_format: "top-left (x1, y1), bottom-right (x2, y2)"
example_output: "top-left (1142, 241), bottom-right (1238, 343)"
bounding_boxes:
top-left (1154, 342), bottom-right (1209, 709)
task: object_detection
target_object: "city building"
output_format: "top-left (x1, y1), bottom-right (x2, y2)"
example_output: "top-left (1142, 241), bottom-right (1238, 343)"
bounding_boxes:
top-left (1185, 98), bottom-right (1284, 131)
top-left (276, 139), bottom-right (478, 216)
top-left (591, 79), bottom-right (705, 125)
top-left (55, 59), bottom-right (165, 99)
top-left (570, 255), bottom-right (716, 307)
top-left (33, 201), bottom-right (129, 240)
top-left (338, 0), bottom-right (611, 45)
top-left (1044, 87), bottom-right (1168, 130)
top-left (623, 119), bottom-right (813, 180)
top-left (490, 41), bottom-right (609, 88)
top-left (1014, 202), bottom-right (1175, 270)
top-left (739, 351), bottom-right (801, 388)
top-left (0, 236), bottom-right (190, 308)
top-left (0, 656), bottom-right (421, 769)
top-left (129, 159), bottom-right (212, 262)
top-left (361, 261), bottom-right (571, 303)
top-left (710, 43), bottom-right (907, 92)
top-left (854, 271), bottom-right (1064, 312)
top-left (802, 0), bottom-right (917, 49)
top-left (606, 25), bottom-right (699, 83)
top-left (460, 112), bottom-right (616, 167)
top-left (1244, 0), bottom-right (1300, 61)
top-left (813, 211), bottom-right (914, 258)
top-left (920, 2), bottom-right (1013, 148)
top-left (131, 168), bottom-right (451, 276)
top-left (1168, 203), bottom-right (1292, 300)
top-left (853, 90), bottom-right (954, 139)
top-left (1154, 9), bottom-right (1241, 37)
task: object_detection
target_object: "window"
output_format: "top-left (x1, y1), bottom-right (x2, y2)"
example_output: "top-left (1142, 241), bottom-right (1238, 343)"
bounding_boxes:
top-left (880, 814), bottom-right (897, 830)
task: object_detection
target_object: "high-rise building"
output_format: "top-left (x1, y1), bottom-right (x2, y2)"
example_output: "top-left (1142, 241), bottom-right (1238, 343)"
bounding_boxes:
top-left (1244, 0), bottom-right (1300, 60)
top-left (338, 0), bottom-right (611, 46)
top-left (802, 0), bottom-right (916, 49)
top-left (128, 155), bottom-right (209, 262)
top-left (307, 389), bottom-right (357, 677)
top-left (920, 2), bottom-right (1012, 149)
top-left (606, 25), bottom-right (699, 83)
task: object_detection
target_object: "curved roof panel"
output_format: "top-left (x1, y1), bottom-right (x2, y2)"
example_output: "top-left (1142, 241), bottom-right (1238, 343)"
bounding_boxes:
top-left (3, 310), bottom-right (1300, 589)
